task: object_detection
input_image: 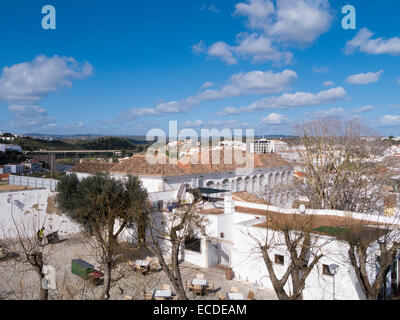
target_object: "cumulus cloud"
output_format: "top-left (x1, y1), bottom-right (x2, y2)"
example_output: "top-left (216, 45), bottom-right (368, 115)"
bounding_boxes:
top-left (8, 105), bottom-right (55, 129)
top-left (120, 69), bottom-right (297, 119)
top-left (1, 55), bottom-right (93, 131)
top-left (379, 115), bottom-right (400, 127)
top-left (207, 42), bottom-right (238, 65)
top-left (197, 0), bottom-right (332, 65)
top-left (0, 55), bottom-right (93, 105)
top-left (260, 112), bottom-right (289, 124)
top-left (217, 86), bottom-right (347, 115)
top-left (346, 71), bottom-right (383, 85)
top-left (345, 28), bottom-right (400, 56)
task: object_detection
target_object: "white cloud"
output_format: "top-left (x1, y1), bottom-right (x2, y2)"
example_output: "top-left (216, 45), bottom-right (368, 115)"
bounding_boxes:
top-left (234, 33), bottom-right (293, 64)
top-left (0, 55), bottom-right (93, 105)
top-left (313, 66), bottom-right (329, 74)
top-left (346, 71), bottom-right (383, 85)
top-left (207, 42), bottom-right (237, 65)
top-left (315, 107), bottom-right (345, 117)
top-left (235, 0), bottom-right (332, 44)
top-left (345, 28), bottom-right (400, 56)
top-left (323, 81), bottom-right (334, 87)
top-left (207, 120), bottom-right (238, 126)
top-left (260, 112), bottom-right (289, 124)
top-left (122, 69), bottom-right (297, 119)
top-left (354, 105), bottom-right (374, 113)
top-left (268, 0), bottom-right (332, 44)
top-left (379, 115), bottom-right (400, 127)
top-left (183, 120), bottom-right (204, 128)
top-left (201, 3), bottom-right (219, 13)
top-left (217, 86), bottom-right (347, 115)
top-left (198, 0), bottom-right (332, 65)
top-left (192, 40), bottom-right (207, 54)
top-left (201, 81), bottom-right (215, 89)
top-left (1, 55), bottom-right (93, 131)
top-left (8, 105), bottom-right (54, 128)
top-left (397, 78), bottom-right (400, 85)
top-left (388, 104), bottom-right (400, 109)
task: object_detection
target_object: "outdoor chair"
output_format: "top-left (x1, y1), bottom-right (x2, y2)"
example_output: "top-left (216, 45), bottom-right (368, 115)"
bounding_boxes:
top-left (206, 282), bottom-right (214, 293)
top-left (142, 289), bottom-right (152, 300)
top-left (218, 293), bottom-right (227, 300)
top-left (150, 257), bottom-right (160, 272)
top-left (246, 290), bottom-right (255, 300)
top-left (192, 284), bottom-right (203, 296)
top-left (185, 280), bottom-right (194, 291)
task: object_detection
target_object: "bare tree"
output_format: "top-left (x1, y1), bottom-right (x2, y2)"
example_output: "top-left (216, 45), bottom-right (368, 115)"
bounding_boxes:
top-left (0, 209), bottom-right (53, 300)
top-left (293, 117), bottom-right (390, 213)
top-left (246, 209), bottom-right (329, 300)
top-left (334, 216), bottom-right (400, 300)
top-left (145, 190), bottom-right (206, 300)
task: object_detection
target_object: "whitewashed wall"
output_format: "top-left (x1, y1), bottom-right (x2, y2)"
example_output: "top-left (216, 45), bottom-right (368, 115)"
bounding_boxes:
top-left (0, 189), bottom-right (82, 239)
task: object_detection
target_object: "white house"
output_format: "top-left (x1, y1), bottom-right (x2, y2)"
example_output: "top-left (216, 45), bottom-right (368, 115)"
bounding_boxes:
top-left (165, 193), bottom-right (400, 300)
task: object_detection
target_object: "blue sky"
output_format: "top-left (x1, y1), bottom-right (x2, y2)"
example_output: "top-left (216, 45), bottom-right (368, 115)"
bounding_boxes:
top-left (0, 0), bottom-right (400, 136)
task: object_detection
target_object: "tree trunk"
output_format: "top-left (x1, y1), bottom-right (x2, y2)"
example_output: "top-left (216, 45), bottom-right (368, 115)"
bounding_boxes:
top-left (37, 271), bottom-right (49, 300)
top-left (99, 262), bottom-right (112, 300)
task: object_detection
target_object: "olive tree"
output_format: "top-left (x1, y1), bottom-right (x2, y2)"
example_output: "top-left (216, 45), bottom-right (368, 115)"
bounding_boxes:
top-left (55, 173), bottom-right (149, 300)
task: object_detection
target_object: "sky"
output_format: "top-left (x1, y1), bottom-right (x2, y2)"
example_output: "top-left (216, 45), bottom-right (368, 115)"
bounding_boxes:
top-left (0, 0), bottom-right (400, 137)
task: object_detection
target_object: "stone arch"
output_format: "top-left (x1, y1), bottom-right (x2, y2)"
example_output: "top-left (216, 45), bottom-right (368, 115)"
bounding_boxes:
top-left (268, 173), bottom-right (273, 185)
top-left (222, 179), bottom-right (230, 191)
top-left (252, 176), bottom-right (258, 194)
top-left (236, 177), bottom-right (244, 192)
top-left (258, 174), bottom-right (265, 194)
top-left (244, 176), bottom-right (251, 193)
top-left (206, 181), bottom-right (215, 188)
top-left (275, 172), bottom-right (281, 184)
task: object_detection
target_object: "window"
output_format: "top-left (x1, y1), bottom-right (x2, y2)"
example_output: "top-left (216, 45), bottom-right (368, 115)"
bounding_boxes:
top-left (275, 254), bottom-right (284, 265)
top-left (322, 264), bottom-right (334, 276)
top-left (184, 237), bottom-right (201, 253)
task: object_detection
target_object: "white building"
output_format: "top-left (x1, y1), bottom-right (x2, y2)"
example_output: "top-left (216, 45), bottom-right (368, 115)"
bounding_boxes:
top-left (0, 144), bottom-right (22, 153)
top-left (163, 193), bottom-right (400, 300)
top-left (248, 139), bottom-right (288, 154)
top-left (68, 151), bottom-right (293, 195)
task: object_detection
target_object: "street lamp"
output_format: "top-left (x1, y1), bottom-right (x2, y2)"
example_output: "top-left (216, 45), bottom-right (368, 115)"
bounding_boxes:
top-left (329, 264), bottom-right (339, 300)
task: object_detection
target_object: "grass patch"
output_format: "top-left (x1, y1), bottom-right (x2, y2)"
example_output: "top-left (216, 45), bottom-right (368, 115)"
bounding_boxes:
top-left (313, 226), bottom-right (347, 236)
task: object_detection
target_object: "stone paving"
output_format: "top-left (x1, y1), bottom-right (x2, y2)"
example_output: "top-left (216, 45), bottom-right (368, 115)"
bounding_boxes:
top-left (0, 234), bottom-right (277, 300)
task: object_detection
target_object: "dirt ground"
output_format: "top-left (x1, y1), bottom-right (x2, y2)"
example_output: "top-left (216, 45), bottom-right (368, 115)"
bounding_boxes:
top-left (0, 185), bottom-right (33, 192)
top-left (0, 233), bottom-right (277, 300)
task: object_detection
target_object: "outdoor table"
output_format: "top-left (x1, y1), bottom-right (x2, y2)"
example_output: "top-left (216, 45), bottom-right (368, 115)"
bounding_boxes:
top-left (226, 292), bottom-right (245, 300)
top-left (192, 278), bottom-right (208, 286)
top-left (135, 260), bottom-right (150, 268)
top-left (153, 289), bottom-right (172, 300)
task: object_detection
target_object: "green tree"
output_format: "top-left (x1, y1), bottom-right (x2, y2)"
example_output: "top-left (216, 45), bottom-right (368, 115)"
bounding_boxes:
top-left (55, 173), bottom-right (149, 300)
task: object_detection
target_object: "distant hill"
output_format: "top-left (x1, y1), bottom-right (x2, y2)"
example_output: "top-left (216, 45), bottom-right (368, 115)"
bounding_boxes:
top-left (10, 136), bottom-right (152, 151)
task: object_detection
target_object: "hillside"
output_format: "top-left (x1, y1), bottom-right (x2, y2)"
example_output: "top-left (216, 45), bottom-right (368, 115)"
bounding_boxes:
top-left (7, 136), bottom-right (150, 152)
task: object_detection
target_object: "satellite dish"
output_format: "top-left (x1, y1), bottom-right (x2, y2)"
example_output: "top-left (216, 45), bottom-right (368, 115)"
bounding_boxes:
top-left (299, 204), bottom-right (306, 214)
